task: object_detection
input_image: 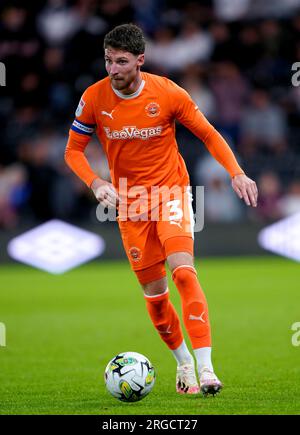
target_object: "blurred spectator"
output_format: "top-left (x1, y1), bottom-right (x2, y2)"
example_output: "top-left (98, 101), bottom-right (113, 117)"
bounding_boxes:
top-left (3, 106), bottom-right (42, 163)
top-left (18, 137), bottom-right (57, 220)
top-left (214, 0), bottom-right (300, 21)
top-left (37, 0), bottom-right (82, 46)
top-left (172, 20), bottom-right (213, 67)
top-left (279, 180), bottom-right (300, 216)
top-left (132, 0), bottom-right (163, 35)
top-left (180, 66), bottom-right (217, 120)
top-left (144, 26), bottom-right (176, 75)
top-left (0, 5), bottom-right (41, 91)
top-left (233, 25), bottom-right (263, 73)
top-left (194, 155), bottom-right (243, 222)
top-left (146, 20), bottom-right (213, 73)
top-left (15, 72), bottom-right (46, 109)
top-left (239, 89), bottom-right (287, 157)
top-left (210, 22), bottom-right (234, 63)
top-left (210, 62), bottom-right (249, 143)
top-left (98, 0), bottom-right (134, 29)
top-left (42, 47), bottom-right (72, 115)
top-left (213, 0), bottom-right (250, 22)
top-left (0, 164), bottom-right (28, 228)
top-left (255, 171), bottom-right (283, 221)
top-left (260, 19), bottom-right (283, 58)
top-left (249, 0), bottom-right (300, 19)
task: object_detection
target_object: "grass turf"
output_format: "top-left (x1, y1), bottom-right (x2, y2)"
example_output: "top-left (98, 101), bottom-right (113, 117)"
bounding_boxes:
top-left (0, 257), bottom-right (299, 415)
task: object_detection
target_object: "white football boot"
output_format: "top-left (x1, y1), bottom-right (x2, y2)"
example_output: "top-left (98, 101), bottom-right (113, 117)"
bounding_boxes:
top-left (199, 366), bottom-right (223, 396)
top-left (176, 363), bottom-right (200, 394)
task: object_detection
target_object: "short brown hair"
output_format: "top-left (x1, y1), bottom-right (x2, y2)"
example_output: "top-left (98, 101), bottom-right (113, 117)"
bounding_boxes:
top-left (104, 23), bottom-right (145, 55)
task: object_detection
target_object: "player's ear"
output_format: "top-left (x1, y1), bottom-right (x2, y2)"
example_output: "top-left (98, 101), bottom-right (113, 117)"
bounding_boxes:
top-left (137, 54), bottom-right (145, 67)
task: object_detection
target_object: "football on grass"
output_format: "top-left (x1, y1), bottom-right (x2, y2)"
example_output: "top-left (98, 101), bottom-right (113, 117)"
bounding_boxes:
top-left (104, 351), bottom-right (155, 402)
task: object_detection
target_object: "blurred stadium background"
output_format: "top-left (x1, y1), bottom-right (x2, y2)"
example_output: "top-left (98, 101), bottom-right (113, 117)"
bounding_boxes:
top-left (1, 0), bottom-right (300, 259)
top-left (1, 0), bottom-right (300, 416)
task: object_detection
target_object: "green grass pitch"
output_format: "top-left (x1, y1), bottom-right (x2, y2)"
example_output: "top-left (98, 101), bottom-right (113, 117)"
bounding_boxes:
top-left (0, 257), bottom-right (299, 415)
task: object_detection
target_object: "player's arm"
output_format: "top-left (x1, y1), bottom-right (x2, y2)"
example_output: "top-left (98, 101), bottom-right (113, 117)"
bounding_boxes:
top-left (65, 92), bottom-right (119, 208)
top-left (170, 81), bottom-right (258, 207)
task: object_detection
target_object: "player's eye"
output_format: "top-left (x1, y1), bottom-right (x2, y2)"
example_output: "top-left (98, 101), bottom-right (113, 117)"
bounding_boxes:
top-left (118, 60), bottom-right (128, 65)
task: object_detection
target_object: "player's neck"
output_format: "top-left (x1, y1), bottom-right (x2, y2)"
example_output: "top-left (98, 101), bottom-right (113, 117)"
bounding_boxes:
top-left (118, 71), bottom-right (143, 96)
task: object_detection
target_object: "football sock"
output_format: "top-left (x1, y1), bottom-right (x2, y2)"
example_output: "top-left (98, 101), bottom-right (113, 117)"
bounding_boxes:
top-left (144, 289), bottom-right (184, 350)
top-left (171, 340), bottom-right (194, 366)
top-left (193, 347), bottom-right (214, 372)
top-left (172, 265), bottom-right (211, 349)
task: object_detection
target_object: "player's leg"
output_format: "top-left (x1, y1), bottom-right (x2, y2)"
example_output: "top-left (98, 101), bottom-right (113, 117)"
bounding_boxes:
top-left (157, 186), bottom-right (222, 395)
top-left (167, 249), bottom-right (212, 354)
top-left (117, 218), bottom-right (198, 394)
top-left (166, 245), bottom-right (223, 396)
top-left (136, 266), bottom-right (199, 395)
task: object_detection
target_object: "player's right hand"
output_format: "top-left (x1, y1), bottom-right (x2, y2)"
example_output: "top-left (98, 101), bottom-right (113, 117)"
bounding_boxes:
top-left (91, 178), bottom-right (119, 209)
top-left (231, 173), bottom-right (258, 207)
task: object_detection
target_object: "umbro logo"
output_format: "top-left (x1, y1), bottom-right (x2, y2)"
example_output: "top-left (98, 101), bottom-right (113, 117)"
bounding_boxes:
top-left (101, 110), bottom-right (115, 119)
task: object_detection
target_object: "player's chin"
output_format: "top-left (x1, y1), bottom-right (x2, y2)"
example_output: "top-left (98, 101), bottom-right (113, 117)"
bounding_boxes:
top-left (111, 78), bottom-right (125, 89)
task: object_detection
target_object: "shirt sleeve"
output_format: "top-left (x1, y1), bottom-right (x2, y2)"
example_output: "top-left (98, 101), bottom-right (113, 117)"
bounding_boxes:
top-left (65, 88), bottom-right (99, 187)
top-left (168, 80), bottom-right (244, 178)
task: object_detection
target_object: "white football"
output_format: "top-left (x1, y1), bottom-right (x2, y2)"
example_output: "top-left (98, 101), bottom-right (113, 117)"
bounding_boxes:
top-left (104, 351), bottom-right (155, 402)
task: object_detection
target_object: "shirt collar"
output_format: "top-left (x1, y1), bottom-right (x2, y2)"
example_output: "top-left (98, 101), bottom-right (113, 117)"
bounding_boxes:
top-left (111, 79), bottom-right (145, 99)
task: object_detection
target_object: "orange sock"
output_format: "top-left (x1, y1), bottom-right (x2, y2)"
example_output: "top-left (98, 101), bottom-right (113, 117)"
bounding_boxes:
top-left (172, 266), bottom-right (211, 349)
top-left (144, 289), bottom-right (184, 350)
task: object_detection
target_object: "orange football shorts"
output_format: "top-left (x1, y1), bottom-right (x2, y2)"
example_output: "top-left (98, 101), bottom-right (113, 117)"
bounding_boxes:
top-left (117, 186), bottom-right (195, 284)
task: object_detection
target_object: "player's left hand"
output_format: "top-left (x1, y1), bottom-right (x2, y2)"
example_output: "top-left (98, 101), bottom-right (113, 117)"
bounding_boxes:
top-left (91, 177), bottom-right (119, 209)
top-left (232, 174), bottom-right (258, 207)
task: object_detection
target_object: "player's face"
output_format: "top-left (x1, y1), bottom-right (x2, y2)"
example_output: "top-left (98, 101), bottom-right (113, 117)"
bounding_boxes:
top-left (105, 47), bottom-right (144, 94)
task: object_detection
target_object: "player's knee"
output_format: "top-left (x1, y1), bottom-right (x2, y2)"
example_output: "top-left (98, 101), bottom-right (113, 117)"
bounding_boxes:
top-left (135, 261), bottom-right (166, 287)
top-left (172, 266), bottom-right (196, 288)
top-left (142, 275), bottom-right (168, 297)
top-left (173, 271), bottom-right (188, 288)
top-left (143, 285), bottom-right (168, 298)
top-left (167, 251), bottom-right (193, 271)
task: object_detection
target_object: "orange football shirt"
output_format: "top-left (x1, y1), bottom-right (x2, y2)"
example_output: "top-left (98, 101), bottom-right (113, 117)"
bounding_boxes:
top-left (65, 72), bottom-right (244, 200)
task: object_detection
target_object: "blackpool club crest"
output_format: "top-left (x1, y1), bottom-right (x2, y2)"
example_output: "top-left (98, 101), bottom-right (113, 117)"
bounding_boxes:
top-left (145, 102), bottom-right (160, 117)
top-left (128, 247), bottom-right (142, 262)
